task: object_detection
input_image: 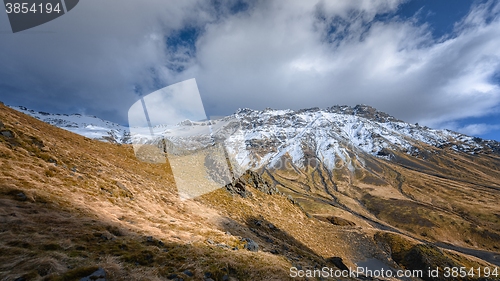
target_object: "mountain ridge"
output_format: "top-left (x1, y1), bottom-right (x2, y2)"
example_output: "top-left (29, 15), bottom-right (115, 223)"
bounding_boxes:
top-left (10, 104), bottom-right (499, 156)
top-left (10, 105), bottom-right (131, 144)
top-left (1, 101), bottom-right (500, 280)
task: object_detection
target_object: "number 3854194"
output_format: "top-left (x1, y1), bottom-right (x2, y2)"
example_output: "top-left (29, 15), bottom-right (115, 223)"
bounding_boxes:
top-left (5, 2), bottom-right (61, 14)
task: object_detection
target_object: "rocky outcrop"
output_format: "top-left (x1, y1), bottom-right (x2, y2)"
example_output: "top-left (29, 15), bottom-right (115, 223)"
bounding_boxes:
top-left (241, 238), bottom-right (259, 252)
top-left (326, 216), bottom-right (356, 226)
top-left (225, 170), bottom-right (278, 197)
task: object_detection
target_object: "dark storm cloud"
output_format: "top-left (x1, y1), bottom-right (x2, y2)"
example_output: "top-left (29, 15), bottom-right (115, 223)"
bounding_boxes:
top-left (0, 0), bottom-right (499, 136)
top-left (0, 0), bottom-right (213, 123)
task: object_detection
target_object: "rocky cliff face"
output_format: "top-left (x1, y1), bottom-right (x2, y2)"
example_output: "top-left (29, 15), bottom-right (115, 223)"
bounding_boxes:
top-left (225, 170), bottom-right (279, 198)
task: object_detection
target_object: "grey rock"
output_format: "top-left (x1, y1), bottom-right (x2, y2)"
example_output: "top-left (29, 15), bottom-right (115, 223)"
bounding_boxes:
top-left (166, 273), bottom-right (178, 279)
top-left (241, 238), bottom-right (258, 252)
top-left (15, 192), bottom-right (27, 201)
top-left (1, 130), bottom-right (13, 138)
top-left (216, 243), bottom-right (230, 249)
top-left (80, 268), bottom-right (106, 281)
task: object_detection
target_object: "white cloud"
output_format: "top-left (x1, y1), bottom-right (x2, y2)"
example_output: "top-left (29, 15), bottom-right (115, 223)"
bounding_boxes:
top-left (1, 0), bottom-right (500, 134)
top-left (0, 0), bottom-right (212, 122)
top-left (182, 0), bottom-right (500, 130)
top-left (457, 123), bottom-right (500, 136)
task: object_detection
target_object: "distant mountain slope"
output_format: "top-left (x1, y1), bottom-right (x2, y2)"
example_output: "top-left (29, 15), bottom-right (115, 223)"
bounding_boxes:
top-left (223, 105), bottom-right (499, 171)
top-left (2, 102), bottom-right (500, 280)
top-left (11, 104), bottom-right (499, 162)
top-left (10, 106), bottom-right (130, 144)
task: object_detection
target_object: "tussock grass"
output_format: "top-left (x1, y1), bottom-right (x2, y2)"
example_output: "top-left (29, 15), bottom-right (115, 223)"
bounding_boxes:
top-left (1, 102), bottom-right (498, 280)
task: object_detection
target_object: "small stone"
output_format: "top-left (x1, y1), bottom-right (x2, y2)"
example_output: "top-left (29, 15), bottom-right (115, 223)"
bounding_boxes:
top-left (79, 267), bottom-right (106, 281)
top-left (1, 130), bottom-right (13, 138)
top-left (183, 270), bottom-right (194, 277)
top-left (241, 238), bottom-right (258, 252)
top-left (15, 192), bottom-right (27, 201)
top-left (216, 243), bottom-right (230, 249)
top-left (206, 239), bottom-right (215, 245)
top-left (166, 273), bottom-right (178, 279)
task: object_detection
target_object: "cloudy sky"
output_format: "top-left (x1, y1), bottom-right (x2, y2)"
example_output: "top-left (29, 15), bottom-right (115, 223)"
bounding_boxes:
top-left (1, 0), bottom-right (499, 140)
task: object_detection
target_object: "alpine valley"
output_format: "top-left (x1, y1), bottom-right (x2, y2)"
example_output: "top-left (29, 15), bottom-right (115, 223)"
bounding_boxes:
top-left (1, 102), bottom-right (499, 280)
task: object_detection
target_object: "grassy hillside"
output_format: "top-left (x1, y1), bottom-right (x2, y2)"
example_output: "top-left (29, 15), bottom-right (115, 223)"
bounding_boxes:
top-left (1, 103), bottom-right (498, 281)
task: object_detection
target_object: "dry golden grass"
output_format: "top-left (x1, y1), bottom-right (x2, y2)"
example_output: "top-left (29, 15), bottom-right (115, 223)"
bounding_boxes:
top-left (0, 104), bottom-right (304, 280)
top-left (1, 102), bottom-right (498, 281)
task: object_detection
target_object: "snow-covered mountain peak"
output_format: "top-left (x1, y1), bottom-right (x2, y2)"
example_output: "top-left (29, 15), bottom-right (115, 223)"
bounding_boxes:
top-left (11, 104), bottom-right (500, 171)
top-left (11, 106), bottom-right (130, 144)
top-left (222, 105), bottom-right (500, 170)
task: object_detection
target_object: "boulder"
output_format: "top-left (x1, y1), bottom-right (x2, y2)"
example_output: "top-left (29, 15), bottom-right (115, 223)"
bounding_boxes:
top-left (241, 238), bottom-right (259, 252)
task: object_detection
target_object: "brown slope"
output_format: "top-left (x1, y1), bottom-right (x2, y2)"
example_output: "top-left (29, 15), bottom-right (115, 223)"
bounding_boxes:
top-left (0, 103), bottom-right (296, 280)
top-left (1, 102), bottom-right (497, 281)
top-left (260, 134), bottom-right (500, 266)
